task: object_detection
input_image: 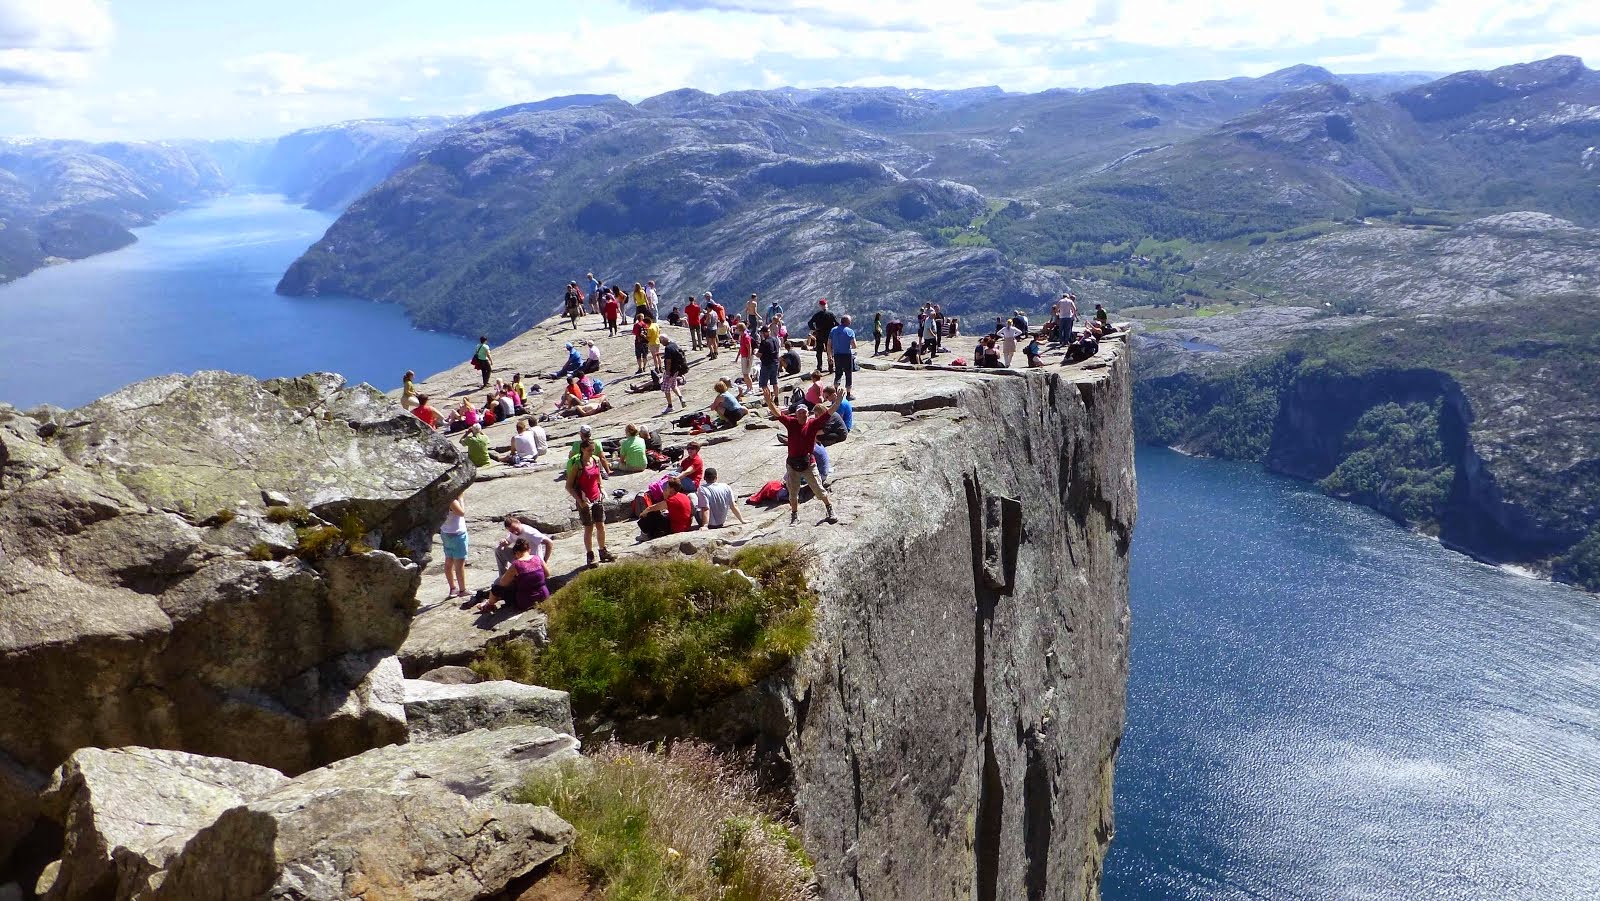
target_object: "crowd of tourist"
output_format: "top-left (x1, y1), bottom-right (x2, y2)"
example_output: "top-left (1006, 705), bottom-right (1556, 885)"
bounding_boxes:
top-left (408, 274), bottom-right (1118, 613)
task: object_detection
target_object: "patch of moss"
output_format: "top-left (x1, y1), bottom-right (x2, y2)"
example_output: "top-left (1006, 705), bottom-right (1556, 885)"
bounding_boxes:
top-left (473, 543), bottom-right (815, 716)
top-left (205, 508), bottom-right (236, 527)
top-left (265, 506), bottom-right (315, 526)
top-left (246, 542), bottom-right (277, 562)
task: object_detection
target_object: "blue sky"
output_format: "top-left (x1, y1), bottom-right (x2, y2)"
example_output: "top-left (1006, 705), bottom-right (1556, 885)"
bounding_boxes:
top-left (2, 0), bottom-right (1597, 140)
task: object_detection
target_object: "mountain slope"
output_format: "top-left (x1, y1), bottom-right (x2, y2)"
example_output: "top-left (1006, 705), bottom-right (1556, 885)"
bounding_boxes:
top-left (251, 116), bottom-right (456, 210)
top-left (277, 92), bottom-right (1064, 337)
top-left (0, 140), bottom-right (228, 282)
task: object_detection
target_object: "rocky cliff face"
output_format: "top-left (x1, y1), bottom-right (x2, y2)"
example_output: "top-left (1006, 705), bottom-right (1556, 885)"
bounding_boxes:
top-left (250, 117), bottom-right (455, 211)
top-left (786, 351), bottom-right (1135, 901)
top-left (0, 371), bottom-right (472, 865)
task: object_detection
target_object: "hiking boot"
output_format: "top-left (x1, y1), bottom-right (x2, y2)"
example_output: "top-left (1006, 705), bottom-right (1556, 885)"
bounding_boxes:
top-left (586, 551), bottom-right (596, 566)
top-left (790, 509), bottom-right (799, 525)
top-left (599, 547), bottom-right (616, 563)
top-left (824, 507), bottom-right (837, 524)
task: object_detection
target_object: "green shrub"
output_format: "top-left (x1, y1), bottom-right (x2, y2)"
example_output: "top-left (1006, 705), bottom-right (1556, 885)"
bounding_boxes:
top-left (246, 542), bottom-right (277, 562)
top-left (517, 741), bottom-right (813, 901)
top-left (206, 508), bottom-right (236, 527)
top-left (471, 639), bottom-right (538, 683)
top-left (265, 506), bottom-right (315, 526)
top-left (475, 544), bottom-right (815, 715)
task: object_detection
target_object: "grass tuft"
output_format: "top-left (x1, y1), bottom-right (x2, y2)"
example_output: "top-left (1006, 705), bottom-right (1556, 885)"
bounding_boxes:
top-left (265, 505), bottom-right (315, 526)
top-left (517, 741), bottom-right (814, 901)
top-left (471, 544), bottom-right (815, 715)
top-left (246, 542), bottom-right (277, 562)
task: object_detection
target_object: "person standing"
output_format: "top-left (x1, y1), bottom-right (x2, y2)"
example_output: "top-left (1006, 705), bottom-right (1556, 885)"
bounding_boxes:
top-left (632, 315), bottom-right (649, 373)
top-left (999, 318), bottom-right (1025, 367)
top-left (735, 321), bottom-right (754, 394)
top-left (872, 312), bottom-right (884, 356)
top-left (744, 294), bottom-right (760, 333)
top-left (661, 339), bottom-right (688, 412)
top-left (440, 493), bottom-right (470, 599)
top-left (703, 303), bottom-right (721, 360)
top-left (829, 314), bottom-right (858, 399)
top-left (807, 299), bottom-right (837, 373)
top-left (586, 271), bottom-right (601, 302)
top-left (472, 336), bottom-right (493, 388)
top-left (757, 324), bottom-right (781, 397)
top-left (602, 290), bottom-right (621, 337)
top-left (685, 295), bottom-right (703, 350)
top-left (631, 283), bottom-right (649, 319)
top-left (644, 280), bottom-right (660, 318)
top-left (765, 297), bottom-right (783, 325)
top-left (566, 439), bottom-right (615, 567)
top-left (762, 387), bottom-right (837, 525)
top-left (647, 317), bottom-right (664, 372)
top-left (1056, 293), bottom-right (1077, 344)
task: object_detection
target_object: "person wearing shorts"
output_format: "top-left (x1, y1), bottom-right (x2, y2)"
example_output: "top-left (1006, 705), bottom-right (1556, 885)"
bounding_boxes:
top-left (567, 439), bottom-right (615, 567)
top-left (440, 494), bottom-right (469, 599)
top-left (762, 389), bottom-right (838, 524)
top-left (757, 325), bottom-right (781, 392)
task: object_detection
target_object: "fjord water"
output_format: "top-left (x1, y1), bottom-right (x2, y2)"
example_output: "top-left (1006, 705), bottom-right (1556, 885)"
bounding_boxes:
top-left (1106, 448), bottom-right (1600, 900)
top-left (0, 193), bottom-right (473, 410)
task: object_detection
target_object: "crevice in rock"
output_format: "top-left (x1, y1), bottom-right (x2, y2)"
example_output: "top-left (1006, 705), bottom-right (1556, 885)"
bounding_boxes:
top-left (966, 473), bottom-right (1004, 901)
top-left (1022, 724), bottom-right (1053, 901)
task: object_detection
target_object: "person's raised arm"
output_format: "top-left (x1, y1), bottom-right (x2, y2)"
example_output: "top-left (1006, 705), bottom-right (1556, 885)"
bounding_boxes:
top-left (763, 389), bottom-right (782, 419)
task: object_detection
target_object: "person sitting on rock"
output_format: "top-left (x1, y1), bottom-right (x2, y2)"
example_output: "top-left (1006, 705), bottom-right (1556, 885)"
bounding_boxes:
top-left (494, 418), bottom-right (545, 465)
top-left (445, 397), bottom-right (478, 433)
top-left (666, 305), bottom-right (682, 327)
top-left (696, 468), bottom-right (745, 529)
top-left (897, 339), bottom-right (926, 365)
top-left (1063, 329), bottom-right (1100, 365)
top-left (762, 385), bottom-right (838, 525)
top-left (494, 514), bottom-right (553, 575)
top-left (824, 385), bottom-right (853, 432)
top-left (557, 376), bottom-right (585, 413)
top-left (613, 423), bottom-right (649, 473)
top-left (1024, 336), bottom-right (1045, 368)
top-left (637, 477), bottom-right (695, 539)
top-left (1095, 303), bottom-right (1110, 331)
top-left (582, 341), bottom-right (602, 374)
top-left (412, 394), bottom-right (441, 430)
top-left (710, 379), bottom-right (748, 428)
top-left (553, 343), bottom-right (584, 380)
top-left (677, 440), bottom-right (705, 493)
top-left (460, 423), bottom-right (491, 467)
top-left (475, 538), bottom-right (549, 614)
top-left (401, 370), bottom-right (418, 410)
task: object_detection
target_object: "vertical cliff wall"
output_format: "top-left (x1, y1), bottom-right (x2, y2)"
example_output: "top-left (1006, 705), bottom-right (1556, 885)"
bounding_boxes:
top-left (784, 348), bottom-right (1136, 901)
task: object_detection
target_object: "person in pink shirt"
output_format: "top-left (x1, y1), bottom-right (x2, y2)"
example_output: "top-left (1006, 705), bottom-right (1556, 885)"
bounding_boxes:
top-left (734, 321), bottom-right (754, 395)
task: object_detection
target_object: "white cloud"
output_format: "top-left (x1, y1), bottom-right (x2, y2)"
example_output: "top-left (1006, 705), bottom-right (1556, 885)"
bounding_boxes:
top-left (0, 0), bottom-right (111, 85)
top-left (5, 0), bottom-right (1597, 139)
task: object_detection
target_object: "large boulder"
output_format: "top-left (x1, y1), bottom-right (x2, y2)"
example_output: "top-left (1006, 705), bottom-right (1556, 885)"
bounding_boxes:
top-left (0, 372), bottom-right (471, 857)
top-left (36, 748), bottom-right (288, 901)
top-left (35, 727), bottom-right (578, 901)
top-left (403, 679), bottom-right (574, 741)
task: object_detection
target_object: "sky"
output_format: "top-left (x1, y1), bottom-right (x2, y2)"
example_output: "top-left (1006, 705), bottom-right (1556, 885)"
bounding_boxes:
top-left (1, 0), bottom-right (1597, 140)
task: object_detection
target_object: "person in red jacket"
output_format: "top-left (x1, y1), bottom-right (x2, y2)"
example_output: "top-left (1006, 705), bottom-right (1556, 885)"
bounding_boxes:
top-left (602, 290), bottom-right (621, 337)
top-left (638, 478), bottom-right (694, 539)
top-left (684, 295), bottom-right (703, 350)
top-left (762, 387), bottom-right (838, 525)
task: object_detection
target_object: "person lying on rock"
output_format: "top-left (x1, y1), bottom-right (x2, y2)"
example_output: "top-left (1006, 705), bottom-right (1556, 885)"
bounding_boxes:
top-left (495, 515), bottom-right (553, 574)
top-left (476, 538), bottom-right (550, 614)
top-left (762, 385), bottom-right (837, 525)
top-left (637, 477), bottom-right (695, 539)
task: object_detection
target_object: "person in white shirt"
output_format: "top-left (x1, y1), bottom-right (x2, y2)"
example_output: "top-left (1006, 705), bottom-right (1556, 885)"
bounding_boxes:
top-left (998, 321), bottom-right (1025, 367)
top-left (695, 468), bottom-right (745, 529)
top-left (1055, 293), bottom-right (1078, 344)
top-left (644, 281), bottom-right (660, 317)
top-left (499, 419), bottom-right (547, 465)
top-left (583, 341), bottom-right (602, 373)
top-left (495, 514), bottom-right (553, 574)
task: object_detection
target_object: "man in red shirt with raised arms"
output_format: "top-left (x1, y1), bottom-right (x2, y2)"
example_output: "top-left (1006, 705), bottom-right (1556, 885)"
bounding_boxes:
top-left (762, 385), bottom-right (838, 525)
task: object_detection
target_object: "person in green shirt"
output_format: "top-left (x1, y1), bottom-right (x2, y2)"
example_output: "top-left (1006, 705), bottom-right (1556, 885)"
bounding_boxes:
top-left (614, 422), bottom-right (649, 473)
top-left (473, 336), bottom-right (492, 388)
top-left (461, 424), bottom-right (492, 467)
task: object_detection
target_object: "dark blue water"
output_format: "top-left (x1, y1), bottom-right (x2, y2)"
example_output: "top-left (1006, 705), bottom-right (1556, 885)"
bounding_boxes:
top-left (1106, 448), bottom-right (1600, 900)
top-left (0, 194), bottom-right (473, 410)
